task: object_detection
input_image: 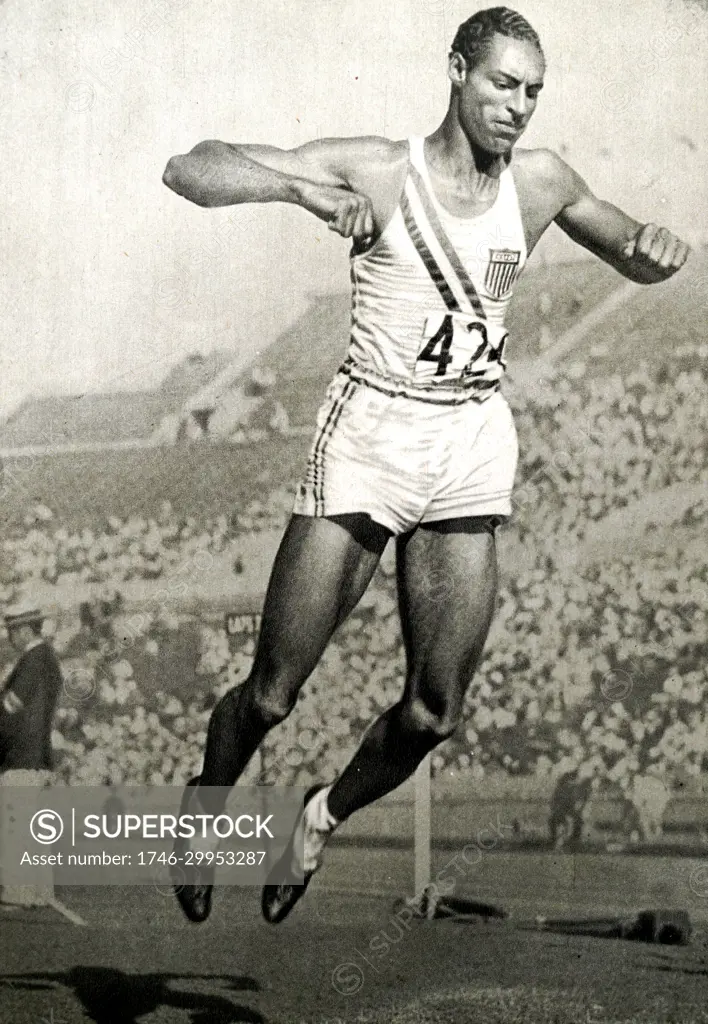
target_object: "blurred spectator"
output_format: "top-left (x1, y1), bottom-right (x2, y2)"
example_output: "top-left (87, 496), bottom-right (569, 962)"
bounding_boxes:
top-left (548, 771), bottom-right (592, 849)
top-left (101, 780), bottom-right (126, 833)
top-left (65, 590), bottom-right (124, 658)
top-left (0, 605), bottom-right (63, 907)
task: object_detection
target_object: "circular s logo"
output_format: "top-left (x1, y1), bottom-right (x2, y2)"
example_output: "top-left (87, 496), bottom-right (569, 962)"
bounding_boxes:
top-left (331, 962), bottom-right (364, 996)
top-left (690, 866), bottom-right (708, 900)
top-left (30, 809), bottom-right (64, 845)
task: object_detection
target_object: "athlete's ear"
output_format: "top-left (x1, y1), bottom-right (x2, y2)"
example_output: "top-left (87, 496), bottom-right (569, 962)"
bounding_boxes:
top-left (448, 51), bottom-right (468, 89)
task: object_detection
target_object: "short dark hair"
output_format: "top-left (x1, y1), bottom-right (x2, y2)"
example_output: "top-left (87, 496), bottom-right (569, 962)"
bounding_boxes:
top-left (451, 7), bottom-right (544, 70)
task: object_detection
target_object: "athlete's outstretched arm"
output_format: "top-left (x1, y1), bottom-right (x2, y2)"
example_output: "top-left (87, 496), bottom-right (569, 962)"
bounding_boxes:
top-left (162, 137), bottom-right (388, 244)
top-left (550, 154), bottom-right (690, 284)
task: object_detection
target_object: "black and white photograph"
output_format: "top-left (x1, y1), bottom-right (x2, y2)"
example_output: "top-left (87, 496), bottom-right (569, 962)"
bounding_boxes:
top-left (0, 0), bottom-right (707, 1021)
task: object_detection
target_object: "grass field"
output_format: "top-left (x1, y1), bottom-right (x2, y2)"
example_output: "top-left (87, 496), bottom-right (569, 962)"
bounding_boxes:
top-left (2, 847), bottom-right (708, 1023)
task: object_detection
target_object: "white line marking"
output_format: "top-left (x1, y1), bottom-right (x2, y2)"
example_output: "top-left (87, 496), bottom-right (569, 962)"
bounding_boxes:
top-left (316, 885), bottom-right (399, 900)
top-left (46, 897), bottom-right (87, 926)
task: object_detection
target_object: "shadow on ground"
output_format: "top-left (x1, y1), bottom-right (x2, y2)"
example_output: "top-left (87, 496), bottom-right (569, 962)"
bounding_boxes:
top-left (0, 967), bottom-right (264, 1023)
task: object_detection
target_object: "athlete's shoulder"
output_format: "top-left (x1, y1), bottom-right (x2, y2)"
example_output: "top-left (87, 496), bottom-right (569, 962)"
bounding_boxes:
top-left (511, 148), bottom-right (584, 204)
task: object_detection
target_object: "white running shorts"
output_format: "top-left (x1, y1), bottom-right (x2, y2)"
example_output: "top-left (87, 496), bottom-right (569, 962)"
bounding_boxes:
top-left (292, 371), bottom-right (519, 535)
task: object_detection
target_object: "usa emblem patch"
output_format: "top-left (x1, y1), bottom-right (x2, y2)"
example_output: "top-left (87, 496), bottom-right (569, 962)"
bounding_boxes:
top-left (484, 249), bottom-right (521, 299)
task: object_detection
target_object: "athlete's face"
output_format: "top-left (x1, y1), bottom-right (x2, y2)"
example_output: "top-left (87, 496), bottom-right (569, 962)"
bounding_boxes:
top-left (453, 34), bottom-right (545, 154)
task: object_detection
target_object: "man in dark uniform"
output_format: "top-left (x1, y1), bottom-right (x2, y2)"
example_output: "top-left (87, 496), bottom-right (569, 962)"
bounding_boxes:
top-left (0, 606), bottom-right (64, 906)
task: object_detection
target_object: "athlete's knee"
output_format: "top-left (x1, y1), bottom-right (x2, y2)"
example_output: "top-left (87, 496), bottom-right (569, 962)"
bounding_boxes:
top-left (398, 694), bottom-right (460, 744)
top-left (251, 688), bottom-right (296, 729)
top-left (247, 669), bottom-right (300, 729)
top-left (209, 675), bottom-right (295, 732)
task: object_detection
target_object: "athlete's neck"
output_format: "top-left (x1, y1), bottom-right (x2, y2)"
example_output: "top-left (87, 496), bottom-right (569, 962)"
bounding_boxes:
top-left (426, 120), bottom-right (507, 198)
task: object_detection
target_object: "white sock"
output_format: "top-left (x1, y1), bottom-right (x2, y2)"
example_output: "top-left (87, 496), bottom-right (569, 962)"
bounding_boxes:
top-left (292, 785), bottom-right (339, 875)
top-left (305, 785), bottom-right (339, 834)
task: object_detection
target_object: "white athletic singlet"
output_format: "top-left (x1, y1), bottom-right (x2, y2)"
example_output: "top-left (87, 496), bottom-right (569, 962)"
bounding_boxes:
top-left (293, 136), bottom-right (526, 533)
top-left (341, 136), bottom-right (528, 403)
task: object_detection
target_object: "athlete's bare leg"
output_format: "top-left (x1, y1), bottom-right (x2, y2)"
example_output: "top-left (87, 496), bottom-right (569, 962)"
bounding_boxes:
top-left (327, 516), bottom-right (499, 821)
top-left (196, 512), bottom-right (391, 815)
top-left (259, 515), bottom-right (499, 925)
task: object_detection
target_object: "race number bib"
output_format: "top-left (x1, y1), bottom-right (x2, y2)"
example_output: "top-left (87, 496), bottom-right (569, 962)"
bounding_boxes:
top-left (414, 312), bottom-right (508, 385)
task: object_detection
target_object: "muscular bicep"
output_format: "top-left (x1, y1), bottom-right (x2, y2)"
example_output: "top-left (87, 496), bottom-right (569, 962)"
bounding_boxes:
top-left (554, 165), bottom-right (641, 264)
top-left (234, 136), bottom-right (388, 191)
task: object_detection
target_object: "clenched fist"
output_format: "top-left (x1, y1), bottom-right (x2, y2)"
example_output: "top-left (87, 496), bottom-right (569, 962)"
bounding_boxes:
top-left (622, 223), bottom-right (690, 283)
top-left (295, 179), bottom-right (375, 247)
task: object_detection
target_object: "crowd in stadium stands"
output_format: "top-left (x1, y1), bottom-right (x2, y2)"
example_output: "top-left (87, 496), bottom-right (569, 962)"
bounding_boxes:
top-left (509, 354), bottom-right (706, 549)
top-left (0, 349), bottom-right (705, 844)
top-left (2, 490), bottom-right (295, 586)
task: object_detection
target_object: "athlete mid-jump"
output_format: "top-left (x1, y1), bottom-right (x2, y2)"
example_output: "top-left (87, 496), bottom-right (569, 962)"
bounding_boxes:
top-left (162, 6), bottom-right (689, 925)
